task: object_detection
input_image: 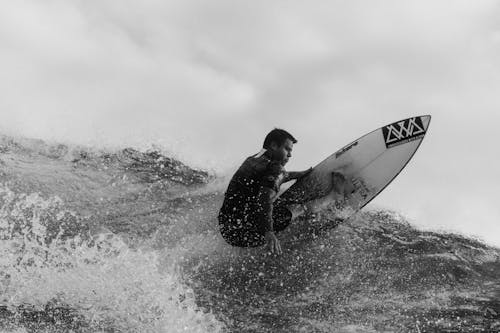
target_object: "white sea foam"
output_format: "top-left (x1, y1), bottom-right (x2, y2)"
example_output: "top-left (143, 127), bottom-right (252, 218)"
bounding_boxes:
top-left (0, 185), bottom-right (224, 332)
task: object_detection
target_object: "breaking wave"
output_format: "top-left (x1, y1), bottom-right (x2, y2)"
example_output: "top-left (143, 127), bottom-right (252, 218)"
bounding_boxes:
top-left (0, 135), bottom-right (499, 332)
top-left (0, 185), bottom-right (223, 333)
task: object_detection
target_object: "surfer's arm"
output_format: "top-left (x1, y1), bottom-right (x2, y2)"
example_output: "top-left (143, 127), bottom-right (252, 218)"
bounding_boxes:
top-left (258, 186), bottom-right (283, 255)
top-left (283, 167), bottom-right (313, 182)
top-left (257, 187), bottom-right (276, 233)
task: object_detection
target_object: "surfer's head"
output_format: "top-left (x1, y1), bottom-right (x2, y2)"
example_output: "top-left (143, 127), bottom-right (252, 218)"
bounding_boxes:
top-left (263, 128), bottom-right (297, 166)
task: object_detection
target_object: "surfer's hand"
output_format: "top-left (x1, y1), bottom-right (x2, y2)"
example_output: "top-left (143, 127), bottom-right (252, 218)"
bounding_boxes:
top-left (265, 231), bottom-right (282, 255)
top-left (298, 167), bottom-right (313, 179)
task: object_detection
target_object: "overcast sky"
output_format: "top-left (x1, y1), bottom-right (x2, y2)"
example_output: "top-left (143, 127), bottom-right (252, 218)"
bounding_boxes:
top-left (1, 0), bottom-right (499, 245)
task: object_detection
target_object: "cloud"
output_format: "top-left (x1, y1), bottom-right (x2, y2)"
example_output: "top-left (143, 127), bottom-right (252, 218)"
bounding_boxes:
top-left (1, 1), bottom-right (498, 144)
top-left (0, 0), bottom-right (260, 153)
top-left (1, 0), bottom-right (500, 243)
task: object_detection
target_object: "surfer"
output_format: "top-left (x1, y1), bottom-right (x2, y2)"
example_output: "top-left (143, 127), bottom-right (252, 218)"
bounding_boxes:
top-left (218, 128), bottom-right (347, 255)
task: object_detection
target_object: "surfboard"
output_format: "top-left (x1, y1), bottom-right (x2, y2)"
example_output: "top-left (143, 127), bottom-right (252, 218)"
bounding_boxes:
top-left (277, 115), bottom-right (431, 219)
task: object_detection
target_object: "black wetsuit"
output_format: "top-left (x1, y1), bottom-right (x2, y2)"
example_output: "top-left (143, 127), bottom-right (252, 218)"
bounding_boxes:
top-left (218, 149), bottom-right (293, 247)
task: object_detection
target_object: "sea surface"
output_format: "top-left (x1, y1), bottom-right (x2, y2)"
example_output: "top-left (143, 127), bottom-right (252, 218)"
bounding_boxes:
top-left (0, 135), bottom-right (499, 333)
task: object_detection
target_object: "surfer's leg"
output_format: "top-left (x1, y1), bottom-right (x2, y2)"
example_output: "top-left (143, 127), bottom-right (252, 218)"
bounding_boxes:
top-left (218, 214), bottom-right (266, 247)
top-left (219, 204), bottom-right (295, 247)
top-left (272, 201), bottom-right (293, 232)
top-left (220, 226), bottom-right (266, 247)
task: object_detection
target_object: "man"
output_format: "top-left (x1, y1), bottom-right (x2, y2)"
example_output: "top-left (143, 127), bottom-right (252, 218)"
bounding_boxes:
top-left (218, 128), bottom-right (316, 255)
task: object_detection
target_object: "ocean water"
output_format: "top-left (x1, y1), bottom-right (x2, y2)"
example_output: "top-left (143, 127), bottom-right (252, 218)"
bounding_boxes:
top-left (0, 135), bottom-right (499, 333)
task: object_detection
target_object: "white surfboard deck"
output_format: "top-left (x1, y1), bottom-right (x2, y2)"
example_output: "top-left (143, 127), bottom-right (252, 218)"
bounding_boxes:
top-left (278, 115), bottom-right (431, 218)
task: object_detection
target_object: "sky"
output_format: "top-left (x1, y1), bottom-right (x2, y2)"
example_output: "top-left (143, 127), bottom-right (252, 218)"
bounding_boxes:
top-left (1, 0), bottom-right (499, 246)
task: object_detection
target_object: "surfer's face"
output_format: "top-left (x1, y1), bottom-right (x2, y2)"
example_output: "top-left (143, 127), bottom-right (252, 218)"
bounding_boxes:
top-left (270, 139), bottom-right (293, 166)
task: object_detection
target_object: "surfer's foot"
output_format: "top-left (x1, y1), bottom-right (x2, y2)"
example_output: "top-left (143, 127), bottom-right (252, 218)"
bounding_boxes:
top-left (288, 203), bottom-right (310, 219)
top-left (331, 172), bottom-right (346, 194)
top-left (331, 172), bottom-right (355, 196)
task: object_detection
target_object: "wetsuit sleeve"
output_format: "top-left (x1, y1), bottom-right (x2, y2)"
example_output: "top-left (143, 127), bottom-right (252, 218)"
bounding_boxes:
top-left (257, 161), bottom-right (283, 233)
top-left (260, 161), bottom-right (283, 192)
top-left (257, 187), bottom-right (274, 233)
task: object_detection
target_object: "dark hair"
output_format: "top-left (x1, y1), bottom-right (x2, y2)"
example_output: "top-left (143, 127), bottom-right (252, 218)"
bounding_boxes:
top-left (263, 128), bottom-right (297, 149)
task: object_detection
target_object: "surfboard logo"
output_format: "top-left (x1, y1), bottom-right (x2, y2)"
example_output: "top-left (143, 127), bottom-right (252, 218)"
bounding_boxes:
top-left (382, 117), bottom-right (426, 148)
top-left (335, 141), bottom-right (358, 158)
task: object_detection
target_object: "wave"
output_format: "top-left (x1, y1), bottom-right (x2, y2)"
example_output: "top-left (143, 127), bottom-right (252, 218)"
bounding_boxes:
top-left (0, 185), bottom-right (223, 333)
top-left (0, 134), bottom-right (499, 332)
